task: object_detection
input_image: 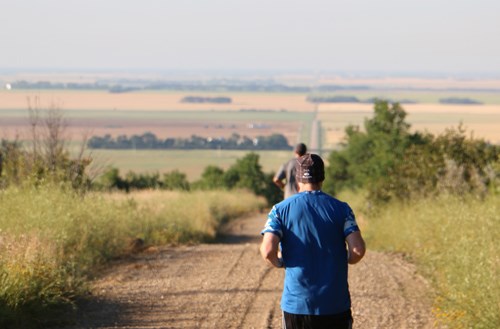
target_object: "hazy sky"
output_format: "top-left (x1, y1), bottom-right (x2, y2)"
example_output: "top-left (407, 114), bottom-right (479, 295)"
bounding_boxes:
top-left (1, 0), bottom-right (499, 75)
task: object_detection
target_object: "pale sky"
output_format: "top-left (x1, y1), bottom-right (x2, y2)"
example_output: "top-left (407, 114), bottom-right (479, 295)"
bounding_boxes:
top-left (1, 0), bottom-right (499, 75)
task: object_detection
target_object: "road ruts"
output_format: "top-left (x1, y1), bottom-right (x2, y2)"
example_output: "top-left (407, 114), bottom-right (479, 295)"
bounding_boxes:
top-left (67, 213), bottom-right (435, 329)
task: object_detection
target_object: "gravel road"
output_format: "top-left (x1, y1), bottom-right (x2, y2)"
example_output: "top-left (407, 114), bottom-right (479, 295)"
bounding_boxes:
top-left (68, 212), bottom-right (435, 329)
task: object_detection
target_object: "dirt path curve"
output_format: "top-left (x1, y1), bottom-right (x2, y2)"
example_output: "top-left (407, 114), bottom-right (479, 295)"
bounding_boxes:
top-left (69, 213), bottom-right (434, 329)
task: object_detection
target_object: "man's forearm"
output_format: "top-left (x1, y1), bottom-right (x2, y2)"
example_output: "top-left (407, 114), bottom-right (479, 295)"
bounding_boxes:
top-left (260, 233), bottom-right (284, 268)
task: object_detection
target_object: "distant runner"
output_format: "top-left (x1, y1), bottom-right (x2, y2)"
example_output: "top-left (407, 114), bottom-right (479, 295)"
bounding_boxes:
top-left (273, 143), bottom-right (307, 199)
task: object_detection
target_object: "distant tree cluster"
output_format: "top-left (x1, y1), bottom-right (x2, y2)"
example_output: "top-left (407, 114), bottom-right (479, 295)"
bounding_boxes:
top-left (439, 97), bottom-right (482, 105)
top-left (181, 96), bottom-right (232, 103)
top-left (7, 80), bottom-right (372, 93)
top-left (307, 95), bottom-right (417, 104)
top-left (307, 95), bottom-right (361, 103)
top-left (10, 80), bottom-right (107, 90)
top-left (87, 132), bottom-right (291, 150)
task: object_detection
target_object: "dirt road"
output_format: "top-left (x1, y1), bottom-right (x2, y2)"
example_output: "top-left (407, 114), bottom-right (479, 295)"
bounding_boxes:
top-left (69, 213), bottom-right (434, 329)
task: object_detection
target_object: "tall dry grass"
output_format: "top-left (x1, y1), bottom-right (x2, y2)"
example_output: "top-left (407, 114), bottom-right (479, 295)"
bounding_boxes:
top-left (361, 194), bottom-right (499, 329)
top-left (0, 184), bottom-right (265, 327)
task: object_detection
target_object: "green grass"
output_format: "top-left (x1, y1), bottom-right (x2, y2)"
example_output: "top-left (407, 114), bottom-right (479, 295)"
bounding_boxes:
top-left (0, 185), bottom-right (265, 327)
top-left (86, 149), bottom-right (294, 180)
top-left (360, 194), bottom-right (499, 329)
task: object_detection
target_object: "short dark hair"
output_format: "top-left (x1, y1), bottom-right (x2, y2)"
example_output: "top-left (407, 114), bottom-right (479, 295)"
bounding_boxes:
top-left (294, 143), bottom-right (307, 156)
top-left (295, 153), bottom-right (325, 183)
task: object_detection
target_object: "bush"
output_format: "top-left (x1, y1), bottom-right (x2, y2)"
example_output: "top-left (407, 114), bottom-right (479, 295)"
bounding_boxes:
top-left (378, 125), bottom-right (500, 201)
top-left (324, 101), bottom-right (500, 202)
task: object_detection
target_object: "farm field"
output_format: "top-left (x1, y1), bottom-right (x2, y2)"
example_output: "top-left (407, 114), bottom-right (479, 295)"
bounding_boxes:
top-left (2, 86), bottom-right (500, 177)
top-left (318, 103), bottom-right (500, 147)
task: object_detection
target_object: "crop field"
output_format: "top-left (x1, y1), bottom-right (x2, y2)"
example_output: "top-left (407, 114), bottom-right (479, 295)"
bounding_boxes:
top-left (87, 149), bottom-right (293, 180)
top-left (318, 103), bottom-right (500, 147)
top-left (2, 86), bottom-right (500, 178)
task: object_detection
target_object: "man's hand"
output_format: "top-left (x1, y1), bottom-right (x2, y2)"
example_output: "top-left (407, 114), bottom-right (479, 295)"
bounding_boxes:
top-left (273, 178), bottom-right (285, 189)
top-left (346, 231), bottom-right (366, 264)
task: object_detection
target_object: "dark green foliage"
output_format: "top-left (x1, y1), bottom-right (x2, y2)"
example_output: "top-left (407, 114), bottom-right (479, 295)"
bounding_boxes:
top-left (381, 126), bottom-right (500, 200)
top-left (162, 170), bottom-right (190, 191)
top-left (87, 132), bottom-right (292, 150)
top-left (95, 168), bottom-right (190, 191)
top-left (261, 172), bottom-right (284, 206)
top-left (222, 153), bottom-right (281, 205)
top-left (91, 153), bottom-right (281, 205)
top-left (94, 167), bottom-right (129, 191)
top-left (323, 100), bottom-right (500, 202)
top-left (125, 171), bottom-right (161, 190)
top-left (324, 100), bottom-right (411, 197)
top-left (191, 165), bottom-right (227, 190)
top-left (223, 153), bottom-right (267, 193)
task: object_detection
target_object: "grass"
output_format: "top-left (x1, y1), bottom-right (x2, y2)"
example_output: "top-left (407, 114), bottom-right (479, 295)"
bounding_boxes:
top-left (358, 194), bottom-right (499, 329)
top-left (0, 184), bottom-right (265, 328)
top-left (86, 149), bottom-right (295, 180)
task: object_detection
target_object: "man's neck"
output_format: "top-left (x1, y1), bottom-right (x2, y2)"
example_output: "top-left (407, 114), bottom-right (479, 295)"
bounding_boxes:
top-left (298, 182), bottom-right (322, 192)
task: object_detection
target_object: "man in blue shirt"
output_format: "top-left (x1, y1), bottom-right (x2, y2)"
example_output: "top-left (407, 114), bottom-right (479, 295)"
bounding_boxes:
top-left (260, 153), bottom-right (366, 329)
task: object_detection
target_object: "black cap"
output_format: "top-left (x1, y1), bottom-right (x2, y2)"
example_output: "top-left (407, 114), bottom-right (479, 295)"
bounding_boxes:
top-left (295, 153), bottom-right (325, 183)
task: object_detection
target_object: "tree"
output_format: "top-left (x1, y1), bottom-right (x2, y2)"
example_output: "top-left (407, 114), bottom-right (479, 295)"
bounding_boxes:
top-left (162, 170), bottom-right (190, 191)
top-left (223, 152), bottom-right (281, 205)
top-left (192, 165), bottom-right (226, 190)
top-left (324, 100), bottom-right (411, 197)
top-left (323, 100), bottom-right (500, 202)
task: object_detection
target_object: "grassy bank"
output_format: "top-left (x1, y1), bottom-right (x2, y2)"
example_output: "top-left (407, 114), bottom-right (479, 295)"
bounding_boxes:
top-left (359, 194), bottom-right (499, 329)
top-left (0, 185), bottom-right (265, 328)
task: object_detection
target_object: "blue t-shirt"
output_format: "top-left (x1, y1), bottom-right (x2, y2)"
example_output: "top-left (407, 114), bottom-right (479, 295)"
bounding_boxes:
top-left (261, 190), bottom-right (359, 315)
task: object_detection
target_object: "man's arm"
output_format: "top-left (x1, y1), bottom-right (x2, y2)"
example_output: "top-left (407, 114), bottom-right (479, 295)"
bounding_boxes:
top-left (345, 231), bottom-right (366, 264)
top-left (260, 232), bottom-right (284, 268)
top-left (273, 164), bottom-right (287, 189)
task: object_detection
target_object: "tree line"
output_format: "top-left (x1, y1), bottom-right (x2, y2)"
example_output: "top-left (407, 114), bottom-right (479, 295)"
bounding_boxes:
top-left (1, 99), bottom-right (498, 207)
top-left (87, 132), bottom-right (291, 150)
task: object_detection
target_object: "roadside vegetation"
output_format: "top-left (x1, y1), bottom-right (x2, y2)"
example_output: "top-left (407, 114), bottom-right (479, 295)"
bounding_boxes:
top-left (363, 195), bottom-right (499, 328)
top-left (1, 99), bottom-right (498, 328)
top-left (0, 185), bottom-right (264, 328)
top-left (0, 100), bottom-right (269, 328)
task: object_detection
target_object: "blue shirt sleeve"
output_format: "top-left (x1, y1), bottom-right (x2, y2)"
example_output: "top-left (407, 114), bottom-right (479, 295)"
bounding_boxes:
top-left (260, 206), bottom-right (283, 238)
top-left (343, 204), bottom-right (360, 237)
